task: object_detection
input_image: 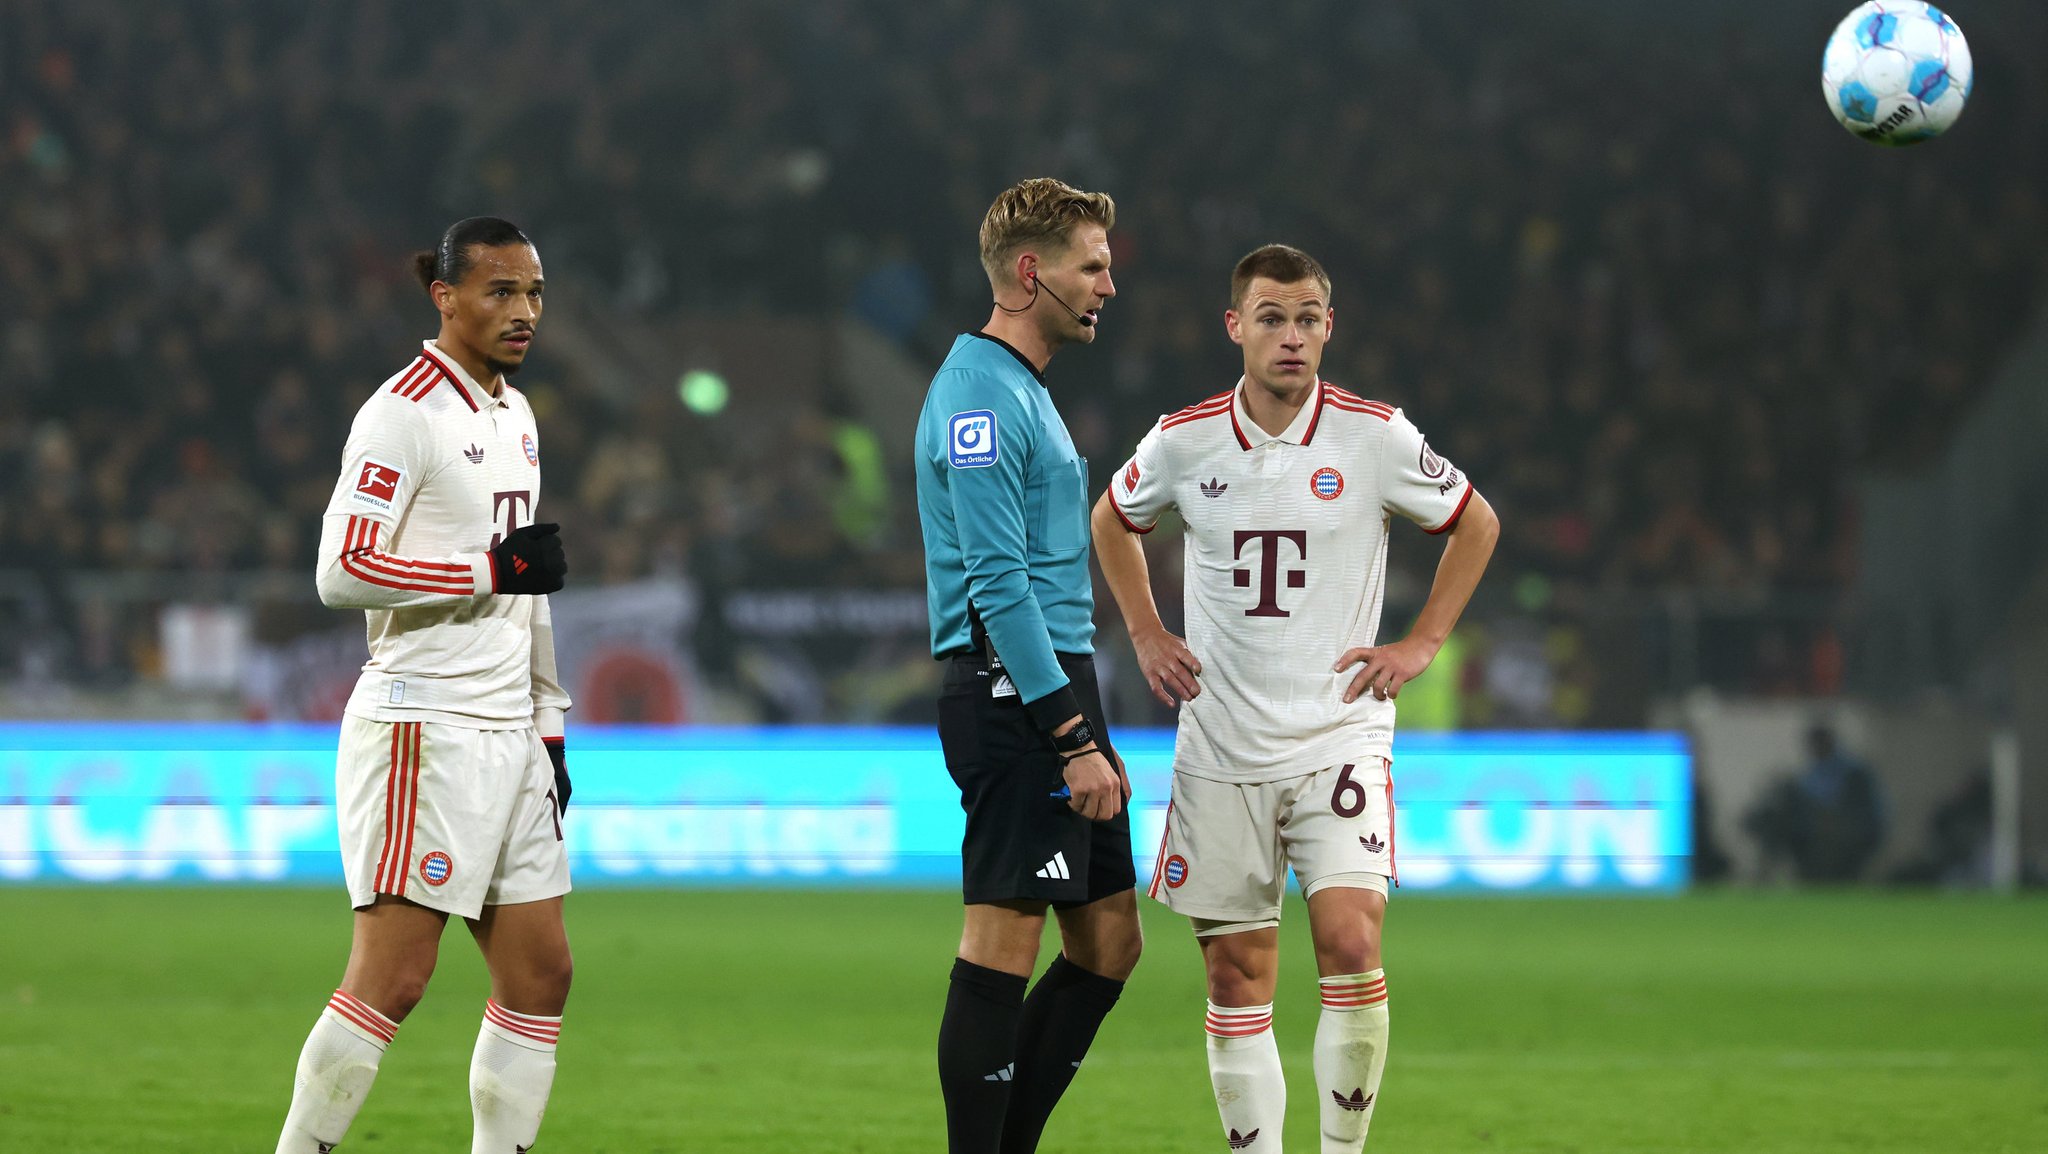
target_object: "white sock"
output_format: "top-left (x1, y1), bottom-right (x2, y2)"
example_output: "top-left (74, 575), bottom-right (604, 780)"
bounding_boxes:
top-left (277, 990), bottom-right (398, 1153)
top-left (1314, 971), bottom-right (1390, 1152)
top-left (470, 999), bottom-right (562, 1153)
top-left (1206, 1001), bottom-right (1285, 1151)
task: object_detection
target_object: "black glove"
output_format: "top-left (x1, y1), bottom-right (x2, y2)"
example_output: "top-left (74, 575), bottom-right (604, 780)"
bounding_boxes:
top-left (490, 523), bottom-right (567, 595)
top-left (544, 736), bottom-right (570, 815)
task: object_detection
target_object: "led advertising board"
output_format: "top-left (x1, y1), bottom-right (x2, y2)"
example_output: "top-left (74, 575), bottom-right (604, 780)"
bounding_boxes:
top-left (0, 726), bottom-right (1689, 893)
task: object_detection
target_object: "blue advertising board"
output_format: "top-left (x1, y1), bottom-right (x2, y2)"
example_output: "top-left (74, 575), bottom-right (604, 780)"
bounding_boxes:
top-left (0, 725), bottom-right (1690, 892)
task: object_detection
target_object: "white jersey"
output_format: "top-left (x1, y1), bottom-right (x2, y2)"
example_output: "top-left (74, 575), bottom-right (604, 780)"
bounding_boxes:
top-left (1108, 379), bottom-right (1473, 783)
top-left (316, 340), bottom-right (570, 731)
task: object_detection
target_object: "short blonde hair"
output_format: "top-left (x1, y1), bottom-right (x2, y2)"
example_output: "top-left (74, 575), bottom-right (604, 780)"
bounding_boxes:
top-left (978, 178), bottom-right (1117, 286)
top-left (1231, 244), bottom-right (1332, 309)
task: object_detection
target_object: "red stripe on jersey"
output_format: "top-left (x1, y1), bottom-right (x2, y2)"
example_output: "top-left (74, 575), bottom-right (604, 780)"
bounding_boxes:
top-left (1160, 399), bottom-right (1233, 430)
top-left (1327, 987), bottom-right (1392, 1008)
top-left (390, 358), bottom-right (436, 400)
top-left (1322, 981), bottom-right (1389, 1007)
top-left (353, 519), bottom-right (470, 575)
top-left (1163, 389), bottom-right (1234, 423)
top-left (1325, 398), bottom-right (1394, 421)
top-left (1299, 381), bottom-right (1331, 446)
top-left (328, 992), bottom-right (399, 1044)
top-left (340, 518), bottom-right (475, 593)
top-left (1107, 489), bottom-right (1154, 536)
top-left (1322, 993), bottom-right (1387, 1007)
top-left (1205, 1014), bottom-right (1273, 1037)
top-left (396, 724), bottom-right (421, 897)
top-left (1228, 401), bottom-right (1253, 450)
top-left (1385, 764), bottom-right (1399, 887)
top-left (329, 990), bottom-right (397, 1031)
top-left (1323, 993), bottom-right (1389, 1008)
top-left (1426, 486), bottom-right (1474, 535)
top-left (1146, 800), bottom-right (1175, 899)
top-left (346, 549), bottom-right (472, 592)
top-left (377, 723), bottom-right (418, 896)
top-left (419, 346), bottom-right (482, 412)
top-left (1326, 385), bottom-right (1392, 410)
top-left (373, 723), bottom-right (402, 894)
top-left (486, 1000), bottom-right (562, 1044)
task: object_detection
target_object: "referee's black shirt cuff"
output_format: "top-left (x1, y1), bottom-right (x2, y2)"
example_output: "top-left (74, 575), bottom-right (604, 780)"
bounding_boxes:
top-left (1023, 684), bottom-right (1082, 735)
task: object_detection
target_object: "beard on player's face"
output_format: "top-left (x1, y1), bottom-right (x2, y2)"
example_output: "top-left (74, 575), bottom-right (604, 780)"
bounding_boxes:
top-left (452, 306), bottom-right (534, 377)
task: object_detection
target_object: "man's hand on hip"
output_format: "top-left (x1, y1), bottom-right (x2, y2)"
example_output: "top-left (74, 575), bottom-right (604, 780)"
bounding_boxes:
top-left (1133, 626), bottom-right (1202, 707)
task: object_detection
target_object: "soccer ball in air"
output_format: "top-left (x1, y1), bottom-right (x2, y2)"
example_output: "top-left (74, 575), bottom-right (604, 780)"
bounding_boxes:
top-left (1821, 2), bottom-right (1973, 145)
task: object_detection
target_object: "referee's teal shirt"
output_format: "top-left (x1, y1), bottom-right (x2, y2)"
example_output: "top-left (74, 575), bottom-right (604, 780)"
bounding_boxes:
top-left (916, 332), bottom-right (1093, 728)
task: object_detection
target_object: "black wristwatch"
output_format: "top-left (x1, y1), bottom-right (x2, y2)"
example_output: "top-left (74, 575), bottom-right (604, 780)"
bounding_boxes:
top-left (1050, 717), bottom-right (1097, 755)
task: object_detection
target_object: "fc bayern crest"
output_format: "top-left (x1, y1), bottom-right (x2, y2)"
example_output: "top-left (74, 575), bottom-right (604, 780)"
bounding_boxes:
top-left (1310, 467), bottom-right (1344, 500)
top-left (522, 433), bottom-right (539, 466)
top-left (419, 851), bottom-right (453, 886)
top-left (1163, 855), bottom-right (1190, 888)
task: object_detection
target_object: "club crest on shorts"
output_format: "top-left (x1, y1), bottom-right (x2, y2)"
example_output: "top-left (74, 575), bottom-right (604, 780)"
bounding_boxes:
top-left (1310, 467), bottom-right (1344, 500)
top-left (948, 410), bottom-right (998, 468)
top-left (419, 851), bottom-right (453, 886)
top-left (1163, 854), bottom-right (1190, 888)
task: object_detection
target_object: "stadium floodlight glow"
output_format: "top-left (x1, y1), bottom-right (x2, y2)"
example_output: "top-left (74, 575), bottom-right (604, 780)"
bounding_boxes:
top-left (677, 369), bottom-right (730, 414)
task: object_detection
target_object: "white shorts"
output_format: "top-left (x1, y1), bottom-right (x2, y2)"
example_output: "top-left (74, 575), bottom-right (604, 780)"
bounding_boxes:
top-left (336, 714), bottom-right (571, 919)
top-left (1147, 756), bottom-right (1395, 928)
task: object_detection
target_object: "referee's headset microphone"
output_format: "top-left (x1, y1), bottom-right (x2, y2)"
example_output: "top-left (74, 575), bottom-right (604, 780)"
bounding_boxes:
top-left (1006, 270), bottom-right (1094, 327)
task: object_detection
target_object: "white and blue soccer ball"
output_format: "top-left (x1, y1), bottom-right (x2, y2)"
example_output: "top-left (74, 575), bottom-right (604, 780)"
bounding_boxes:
top-left (1822, 2), bottom-right (1973, 145)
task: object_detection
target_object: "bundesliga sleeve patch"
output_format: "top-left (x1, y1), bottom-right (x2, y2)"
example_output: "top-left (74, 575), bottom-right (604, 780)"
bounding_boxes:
top-left (350, 460), bottom-right (404, 511)
top-left (948, 410), bottom-right (998, 468)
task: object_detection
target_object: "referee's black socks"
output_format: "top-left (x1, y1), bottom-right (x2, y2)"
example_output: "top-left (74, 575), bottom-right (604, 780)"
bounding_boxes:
top-left (939, 957), bottom-right (1029, 1154)
top-left (999, 954), bottom-right (1127, 1154)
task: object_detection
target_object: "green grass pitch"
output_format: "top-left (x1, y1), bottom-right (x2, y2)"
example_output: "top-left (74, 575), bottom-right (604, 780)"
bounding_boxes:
top-left (1, 888), bottom-right (2043, 1152)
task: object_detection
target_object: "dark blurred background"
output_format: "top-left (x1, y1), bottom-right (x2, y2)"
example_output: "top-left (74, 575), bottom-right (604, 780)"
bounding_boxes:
top-left (4, 1), bottom-right (2045, 883)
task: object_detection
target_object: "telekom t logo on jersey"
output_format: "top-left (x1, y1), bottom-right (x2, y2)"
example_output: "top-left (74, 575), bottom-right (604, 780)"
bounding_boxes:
top-left (1232, 530), bottom-right (1308, 618)
top-left (491, 491), bottom-right (532, 549)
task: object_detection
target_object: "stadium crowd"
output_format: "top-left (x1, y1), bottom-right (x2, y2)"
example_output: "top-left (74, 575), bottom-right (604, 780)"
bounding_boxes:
top-left (3, 1), bottom-right (2043, 722)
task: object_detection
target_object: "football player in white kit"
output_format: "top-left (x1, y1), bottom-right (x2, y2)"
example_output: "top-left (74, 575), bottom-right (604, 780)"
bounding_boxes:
top-left (276, 218), bottom-right (575, 1154)
top-left (1091, 245), bottom-right (1498, 1152)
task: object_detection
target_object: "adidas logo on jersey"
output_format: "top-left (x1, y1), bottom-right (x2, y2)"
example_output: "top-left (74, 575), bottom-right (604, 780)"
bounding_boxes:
top-left (984, 1063), bottom-right (1015, 1082)
top-left (1333, 1088), bottom-right (1374, 1112)
top-left (463, 444), bottom-right (485, 464)
top-left (1200, 477), bottom-right (1229, 498)
top-left (1227, 1128), bottom-right (1261, 1148)
top-left (1035, 852), bottom-right (1071, 880)
top-left (1359, 833), bottom-right (1384, 853)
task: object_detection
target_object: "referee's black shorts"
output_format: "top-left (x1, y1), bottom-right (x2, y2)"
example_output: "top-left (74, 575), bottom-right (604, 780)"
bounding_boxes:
top-left (937, 652), bottom-right (1135, 907)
